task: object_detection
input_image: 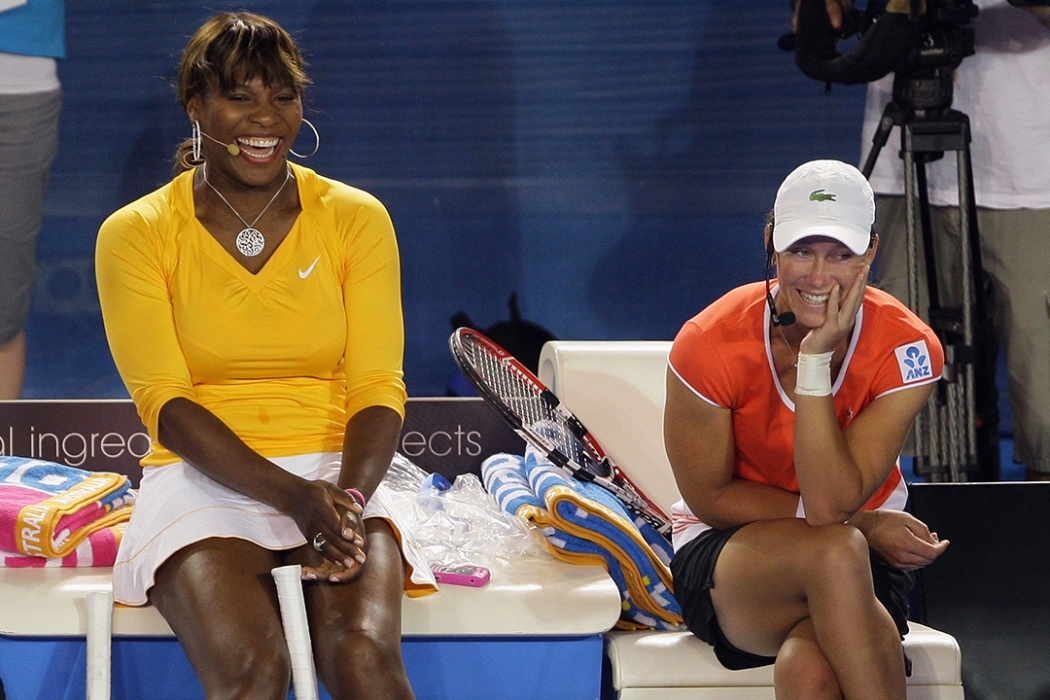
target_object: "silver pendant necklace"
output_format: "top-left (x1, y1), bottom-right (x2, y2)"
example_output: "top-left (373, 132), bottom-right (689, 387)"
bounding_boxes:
top-left (201, 163), bottom-right (292, 258)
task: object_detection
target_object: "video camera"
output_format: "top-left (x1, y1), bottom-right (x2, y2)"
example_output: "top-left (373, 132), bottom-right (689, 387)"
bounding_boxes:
top-left (788, 0), bottom-right (977, 86)
top-left (789, 0), bottom-right (1048, 90)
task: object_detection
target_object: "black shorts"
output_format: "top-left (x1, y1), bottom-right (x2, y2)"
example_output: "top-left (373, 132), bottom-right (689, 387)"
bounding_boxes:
top-left (670, 524), bottom-right (914, 671)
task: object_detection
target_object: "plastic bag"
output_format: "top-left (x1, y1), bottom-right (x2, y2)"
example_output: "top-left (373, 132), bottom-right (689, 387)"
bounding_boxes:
top-left (382, 453), bottom-right (550, 569)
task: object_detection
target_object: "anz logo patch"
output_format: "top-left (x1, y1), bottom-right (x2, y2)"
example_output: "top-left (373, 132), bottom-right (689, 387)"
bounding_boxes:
top-left (895, 341), bottom-right (933, 384)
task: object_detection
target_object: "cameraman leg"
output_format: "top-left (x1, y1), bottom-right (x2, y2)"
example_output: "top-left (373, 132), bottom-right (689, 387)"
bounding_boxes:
top-left (871, 195), bottom-right (965, 314)
top-left (976, 206), bottom-right (1050, 478)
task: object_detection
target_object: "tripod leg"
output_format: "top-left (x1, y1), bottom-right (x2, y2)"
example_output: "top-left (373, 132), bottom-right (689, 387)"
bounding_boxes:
top-left (957, 130), bottom-right (1001, 481)
top-left (914, 162), bottom-right (941, 312)
top-left (901, 147), bottom-right (940, 473)
top-left (862, 109), bottom-right (897, 179)
top-left (866, 105), bottom-right (997, 481)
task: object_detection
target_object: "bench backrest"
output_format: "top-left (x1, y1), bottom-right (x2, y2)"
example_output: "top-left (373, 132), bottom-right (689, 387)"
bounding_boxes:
top-left (538, 341), bottom-right (681, 516)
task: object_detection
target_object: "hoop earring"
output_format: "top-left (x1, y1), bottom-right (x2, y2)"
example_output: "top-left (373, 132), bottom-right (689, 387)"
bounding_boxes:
top-left (290, 118), bottom-right (320, 159)
top-left (192, 120), bottom-right (202, 163)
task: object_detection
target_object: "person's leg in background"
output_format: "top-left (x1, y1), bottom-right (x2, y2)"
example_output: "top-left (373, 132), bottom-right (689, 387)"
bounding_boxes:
top-left (0, 332), bottom-right (26, 399)
top-left (870, 195), bottom-right (967, 315)
top-left (976, 207), bottom-right (1050, 481)
top-left (0, 89), bottom-right (61, 399)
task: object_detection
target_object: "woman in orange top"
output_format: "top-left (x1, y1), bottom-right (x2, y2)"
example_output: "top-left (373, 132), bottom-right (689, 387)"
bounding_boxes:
top-left (96, 13), bottom-right (429, 699)
top-left (665, 160), bottom-right (949, 700)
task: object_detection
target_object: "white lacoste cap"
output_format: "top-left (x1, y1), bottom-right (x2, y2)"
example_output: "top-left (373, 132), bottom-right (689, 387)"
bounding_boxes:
top-left (772, 159), bottom-right (875, 255)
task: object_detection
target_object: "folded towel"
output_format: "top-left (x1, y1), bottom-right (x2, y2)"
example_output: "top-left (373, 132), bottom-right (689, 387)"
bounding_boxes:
top-left (482, 448), bottom-right (683, 630)
top-left (0, 456), bottom-right (135, 560)
top-left (1, 521), bottom-right (126, 567)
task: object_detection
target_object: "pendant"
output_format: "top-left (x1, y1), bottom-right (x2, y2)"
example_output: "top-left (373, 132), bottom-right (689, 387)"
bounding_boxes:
top-left (235, 227), bottom-right (265, 257)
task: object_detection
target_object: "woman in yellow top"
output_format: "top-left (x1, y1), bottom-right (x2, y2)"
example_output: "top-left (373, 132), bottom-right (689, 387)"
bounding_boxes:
top-left (95, 12), bottom-right (432, 700)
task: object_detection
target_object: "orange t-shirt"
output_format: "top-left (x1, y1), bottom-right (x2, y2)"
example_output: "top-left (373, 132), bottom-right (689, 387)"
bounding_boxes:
top-left (668, 282), bottom-right (944, 548)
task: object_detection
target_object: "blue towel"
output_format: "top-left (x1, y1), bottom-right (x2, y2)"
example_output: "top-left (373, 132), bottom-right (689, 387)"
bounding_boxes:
top-left (482, 448), bottom-right (683, 630)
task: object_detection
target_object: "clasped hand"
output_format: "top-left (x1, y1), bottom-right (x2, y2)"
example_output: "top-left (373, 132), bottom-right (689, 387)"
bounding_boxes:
top-left (290, 479), bottom-right (368, 583)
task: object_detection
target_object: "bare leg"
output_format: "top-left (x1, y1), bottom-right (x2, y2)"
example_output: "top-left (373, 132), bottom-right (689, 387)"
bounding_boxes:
top-left (149, 538), bottom-right (292, 700)
top-left (287, 519), bottom-right (414, 700)
top-left (774, 618), bottom-right (844, 700)
top-left (710, 519), bottom-right (906, 700)
top-left (0, 331), bottom-right (26, 399)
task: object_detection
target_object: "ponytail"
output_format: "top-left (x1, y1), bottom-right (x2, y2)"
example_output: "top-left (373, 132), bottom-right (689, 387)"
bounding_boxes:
top-left (173, 137), bottom-right (203, 175)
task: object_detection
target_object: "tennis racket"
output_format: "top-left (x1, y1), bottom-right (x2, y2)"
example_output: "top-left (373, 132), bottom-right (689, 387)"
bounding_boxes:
top-left (449, 327), bottom-right (671, 540)
top-left (272, 565), bottom-right (319, 700)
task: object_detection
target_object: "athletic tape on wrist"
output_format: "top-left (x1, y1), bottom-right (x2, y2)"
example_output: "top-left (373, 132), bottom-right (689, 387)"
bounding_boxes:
top-left (794, 351), bottom-right (834, 397)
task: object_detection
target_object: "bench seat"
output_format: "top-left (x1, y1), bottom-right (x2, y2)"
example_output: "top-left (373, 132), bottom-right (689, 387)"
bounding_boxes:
top-left (0, 556), bottom-right (619, 637)
top-left (0, 557), bottom-right (621, 700)
top-left (605, 623), bottom-right (962, 700)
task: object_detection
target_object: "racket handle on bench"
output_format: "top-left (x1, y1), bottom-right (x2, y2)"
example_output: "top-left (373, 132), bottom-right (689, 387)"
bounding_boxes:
top-left (272, 565), bottom-right (319, 700)
top-left (86, 589), bottom-right (113, 700)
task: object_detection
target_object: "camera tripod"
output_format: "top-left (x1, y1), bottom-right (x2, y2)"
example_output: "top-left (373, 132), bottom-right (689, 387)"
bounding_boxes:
top-left (861, 70), bottom-right (1000, 482)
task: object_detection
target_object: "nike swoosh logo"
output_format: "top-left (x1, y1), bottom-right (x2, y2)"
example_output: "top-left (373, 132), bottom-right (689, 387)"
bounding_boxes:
top-left (299, 256), bottom-right (321, 279)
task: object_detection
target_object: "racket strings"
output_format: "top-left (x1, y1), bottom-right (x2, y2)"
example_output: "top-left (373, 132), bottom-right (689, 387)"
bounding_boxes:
top-left (463, 339), bottom-right (592, 469)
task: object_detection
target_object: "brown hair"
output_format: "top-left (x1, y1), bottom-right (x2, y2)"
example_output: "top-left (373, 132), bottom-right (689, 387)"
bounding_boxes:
top-left (173, 12), bottom-right (310, 173)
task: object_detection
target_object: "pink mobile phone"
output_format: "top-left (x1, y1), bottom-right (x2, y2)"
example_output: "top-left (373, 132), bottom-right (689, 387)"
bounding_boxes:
top-left (432, 564), bottom-right (491, 587)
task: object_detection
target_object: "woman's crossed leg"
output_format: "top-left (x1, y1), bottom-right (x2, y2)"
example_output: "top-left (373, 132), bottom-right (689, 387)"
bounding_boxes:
top-left (710, 519), bottom-right (906, 700)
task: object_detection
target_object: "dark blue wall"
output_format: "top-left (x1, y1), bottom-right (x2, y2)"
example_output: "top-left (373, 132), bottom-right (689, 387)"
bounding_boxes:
top-left (28, 0), bottom-right (868, 399)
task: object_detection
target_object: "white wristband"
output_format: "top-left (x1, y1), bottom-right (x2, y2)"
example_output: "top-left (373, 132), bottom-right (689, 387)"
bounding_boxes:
top-left (794, 351), bottom-right (834, 397)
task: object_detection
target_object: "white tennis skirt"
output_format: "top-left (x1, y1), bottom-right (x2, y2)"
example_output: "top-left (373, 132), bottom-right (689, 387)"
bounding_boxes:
top-left (112, 453), bottom-right (437, 605)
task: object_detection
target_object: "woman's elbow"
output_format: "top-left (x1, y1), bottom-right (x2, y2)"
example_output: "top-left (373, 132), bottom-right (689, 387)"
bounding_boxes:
top-left (802, 499), bottom-right (853, 527)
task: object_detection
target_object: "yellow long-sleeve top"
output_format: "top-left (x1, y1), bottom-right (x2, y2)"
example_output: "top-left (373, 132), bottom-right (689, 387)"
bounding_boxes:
top-left (95, 164), bottom-right (407, 466)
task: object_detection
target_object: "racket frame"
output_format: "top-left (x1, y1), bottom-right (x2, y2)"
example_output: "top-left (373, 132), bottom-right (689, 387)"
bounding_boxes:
top-left (450, 327), bottom-right (671, 537)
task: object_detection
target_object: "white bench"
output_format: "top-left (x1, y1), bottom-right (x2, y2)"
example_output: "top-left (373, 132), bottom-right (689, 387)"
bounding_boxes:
top-left (0, 557), bottom-right (621, 700)
top-left (0, 557), bottom-right (618, 639)
top-left (0, 402), bottom-right (623, 700)
top-left (539, 340), bottom-right (964, 700)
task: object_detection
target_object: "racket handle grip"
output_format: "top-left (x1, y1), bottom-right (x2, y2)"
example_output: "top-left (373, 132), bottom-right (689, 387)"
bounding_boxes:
top-left (86, 589), bottom-right (113, 700)
top-left (272, 565), bottom-right (319, 700)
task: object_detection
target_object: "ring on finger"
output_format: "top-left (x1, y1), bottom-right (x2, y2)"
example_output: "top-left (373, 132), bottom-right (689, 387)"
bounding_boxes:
top-left (312, 532), bottom-right (326, 551)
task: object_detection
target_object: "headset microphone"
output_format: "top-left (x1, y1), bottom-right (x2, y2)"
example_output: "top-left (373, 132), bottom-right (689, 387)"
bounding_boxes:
top-left (769, 294), bottom-right (796, 327)
top-left (200, 129), bottom-right (241, 157)
top-left (766, 264), bottom-right (796, 326)
top-left (765, 237), bottom-right (795, 327)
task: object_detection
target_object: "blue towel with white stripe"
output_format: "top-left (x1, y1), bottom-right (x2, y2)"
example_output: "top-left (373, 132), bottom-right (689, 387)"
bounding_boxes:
top-left (482, 447), bottom-right (682, 630)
